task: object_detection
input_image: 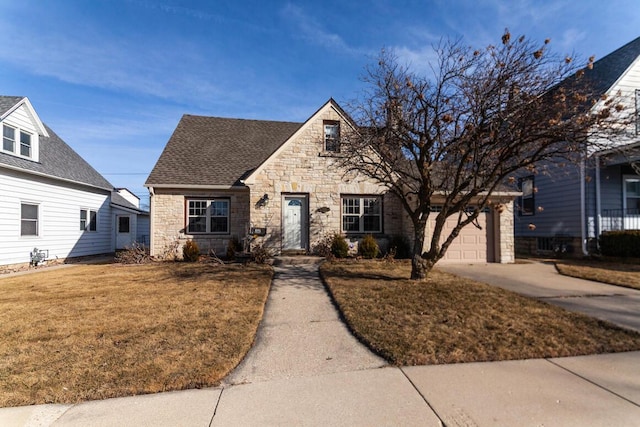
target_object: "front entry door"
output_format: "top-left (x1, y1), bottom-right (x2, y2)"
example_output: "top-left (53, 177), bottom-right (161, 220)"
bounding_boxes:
top-left (283, 196), bottom-right (308, 250)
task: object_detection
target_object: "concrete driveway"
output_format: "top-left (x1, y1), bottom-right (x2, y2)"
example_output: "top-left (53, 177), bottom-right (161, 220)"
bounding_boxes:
top-left (440, 261), bottom-right (640, 332)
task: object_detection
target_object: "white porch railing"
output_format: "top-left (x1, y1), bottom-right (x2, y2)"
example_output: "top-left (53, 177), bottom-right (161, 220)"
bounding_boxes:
top-left (601, 208), bottom-right (640, 231)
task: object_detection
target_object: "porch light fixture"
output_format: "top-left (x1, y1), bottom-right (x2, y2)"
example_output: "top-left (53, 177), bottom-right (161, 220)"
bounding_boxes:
top-left (257, 193), bottom-right (269, 208)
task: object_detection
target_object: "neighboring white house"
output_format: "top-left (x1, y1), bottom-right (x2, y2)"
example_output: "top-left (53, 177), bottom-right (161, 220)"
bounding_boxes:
top-left (0, 96), bottom-right (148, 268)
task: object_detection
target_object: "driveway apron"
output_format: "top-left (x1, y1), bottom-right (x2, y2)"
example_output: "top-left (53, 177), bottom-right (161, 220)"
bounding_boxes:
top-left (223, 260), bottom-right (386, 385)
top-left (440, 261), bottom-right (640, 332)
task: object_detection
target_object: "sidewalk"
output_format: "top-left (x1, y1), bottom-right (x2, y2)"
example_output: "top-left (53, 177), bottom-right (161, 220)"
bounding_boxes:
top-left (2, 260), bottom-right (640, 426)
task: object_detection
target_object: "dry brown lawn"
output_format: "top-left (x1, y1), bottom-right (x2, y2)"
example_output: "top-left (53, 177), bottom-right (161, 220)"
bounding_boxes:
top-left (321, 260), bottom-right (640, 366)
top-left (554, 259), bottom-right (640, 290)
top-left (0, 262), bottom-right (272, 407)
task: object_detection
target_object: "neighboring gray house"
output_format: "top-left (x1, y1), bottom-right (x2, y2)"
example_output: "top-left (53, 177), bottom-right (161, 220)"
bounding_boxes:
top-left (514, 36), bottom-right (640, 255)
top-left (146, 98), bottom-right (517, 263)
top-left (0, 96), bottom-right (148, 268)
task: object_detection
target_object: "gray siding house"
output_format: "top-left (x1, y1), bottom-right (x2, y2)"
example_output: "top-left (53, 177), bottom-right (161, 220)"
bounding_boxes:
top-left (515, 37), bottom-right (640, 255)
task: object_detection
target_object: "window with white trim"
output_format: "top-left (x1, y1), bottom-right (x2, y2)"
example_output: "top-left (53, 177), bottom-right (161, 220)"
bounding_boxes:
top-left (624, 176), bottom-right (640, 214)
top-left (518, 176), bottom-right (535, 216)
top-left (2, 124), bottom-right (33, 158)
top-left (324, 121), bottom-right (340, 152)
top-left (20, 131), bottom-right (31, 157)
top-left (80, 209), bottom-right (97, 231)
top-left (3, 125), bottom-right (15, 153)
top-left (187, 199), bottom-right (229, 234)
top-left (21, 203), bottom-right (39, 236)
top-left (341, 196), bottom-right (382, 233)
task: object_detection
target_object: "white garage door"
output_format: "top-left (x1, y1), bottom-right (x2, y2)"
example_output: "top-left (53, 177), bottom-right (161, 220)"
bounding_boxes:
top-left (430, 210), bottom-right (493, 263)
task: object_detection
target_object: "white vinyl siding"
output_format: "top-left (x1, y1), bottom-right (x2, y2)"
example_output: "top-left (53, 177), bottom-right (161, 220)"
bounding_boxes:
top-left (0, 168), bottom-right (112, 266)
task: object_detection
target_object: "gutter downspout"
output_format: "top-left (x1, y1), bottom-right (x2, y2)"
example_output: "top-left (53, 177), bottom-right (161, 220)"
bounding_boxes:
top-left (580, 158), bottom-right (589, 255)
top-left (595, 155), bottom-right (602, 249)
top-left (148, 186), bottom-right (155, 256)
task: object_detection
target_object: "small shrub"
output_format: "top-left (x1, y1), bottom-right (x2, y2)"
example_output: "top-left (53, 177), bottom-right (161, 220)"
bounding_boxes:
top-left (359, 234), bottom-right (380, 259)
top-left (182, 240), bottom-right (200, 262)
top-left (311, 234), bottom-right (333, 257)
top-left (330, 234), bottom-right (349, 258)
top-left (600, 230), bottom-right (640, 258)
top-left (226, 236), bottom-right (242, 259)
top-left (389, 234), bottom-right (412, 259)
top-left (251, 245), bottom-right (272, 264)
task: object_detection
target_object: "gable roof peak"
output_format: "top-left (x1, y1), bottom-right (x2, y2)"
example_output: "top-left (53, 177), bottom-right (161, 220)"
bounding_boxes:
top-left (584, 36), bottom-right (640, 96)
top-left (0, 96), bottom-right (50, 137)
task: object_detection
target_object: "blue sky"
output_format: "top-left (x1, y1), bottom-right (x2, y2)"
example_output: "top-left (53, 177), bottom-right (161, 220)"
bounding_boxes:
top-left (2, 0), bottom-right (639, 208)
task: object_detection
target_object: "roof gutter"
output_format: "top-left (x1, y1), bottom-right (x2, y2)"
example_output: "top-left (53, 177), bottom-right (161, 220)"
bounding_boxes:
top-left (0, 163), bottom-right (112, 193)
top-left (144, 183), bottom-right (248, 190)
top-left (431, 190), bottom-right (521, 198)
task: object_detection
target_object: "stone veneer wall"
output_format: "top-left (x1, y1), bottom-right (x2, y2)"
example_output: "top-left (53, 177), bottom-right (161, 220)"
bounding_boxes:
top-left (150, 188), bottom-right (250, 258)
top-left (247, 106), bottom-right (404, 254)
top-left (149, 101), bottom-right (516, 262)
top-left (495, 201), bottom-right (515, 263)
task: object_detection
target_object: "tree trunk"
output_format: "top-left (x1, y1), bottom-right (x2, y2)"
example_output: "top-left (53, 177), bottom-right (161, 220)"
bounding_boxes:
top-left (410, 218), bottom-right (435, 280)
top-left (411, 254), bottom-right (433, 280)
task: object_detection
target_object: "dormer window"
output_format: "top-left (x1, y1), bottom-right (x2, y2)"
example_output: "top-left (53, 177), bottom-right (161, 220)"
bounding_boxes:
top-left (2, 124), bottom-right (34, 159)
top-left (20, 131), bottom-right (32, 157)
top-left (3, 125), bottom-right (15, 152)
top-left (324, 121), bottom-right (340, 152)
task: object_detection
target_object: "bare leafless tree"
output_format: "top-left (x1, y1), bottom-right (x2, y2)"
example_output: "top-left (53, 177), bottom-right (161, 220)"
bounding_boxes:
top-left (341, 30), bottom-right (629, 280)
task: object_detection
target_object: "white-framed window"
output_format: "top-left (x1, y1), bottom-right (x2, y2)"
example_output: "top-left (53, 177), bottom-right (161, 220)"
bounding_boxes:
top-left (80, 209), bottom-right (97, 231)
top-left (186, 199), bottom-right (229, 234)
top-left (341, 196), bottom-right (382, 233)
top-left (518, 176), bottom-right (535, 216)
top-left (3, 124), bottom-right (15, 153)
top-left (2, 124), bottom-right (34, 159)
top-left (21, 202), bottom-right (39, 236)
top-left (324, 120), bottom-right (340, 152)
top-left (20, 131), bottom-right (32, 157)
top-left (623, 176), bottom-right (640, 214)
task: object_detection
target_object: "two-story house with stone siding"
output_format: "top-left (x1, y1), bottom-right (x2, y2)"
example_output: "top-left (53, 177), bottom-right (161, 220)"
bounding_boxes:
top-left (145, 99), bottom-right (516, 263)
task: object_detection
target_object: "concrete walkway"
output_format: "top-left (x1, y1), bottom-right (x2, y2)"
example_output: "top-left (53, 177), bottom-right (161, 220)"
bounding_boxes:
top-left (223, 261), bottom-right (386, 385)
top-left (2, 259), bottom-right (640, 426)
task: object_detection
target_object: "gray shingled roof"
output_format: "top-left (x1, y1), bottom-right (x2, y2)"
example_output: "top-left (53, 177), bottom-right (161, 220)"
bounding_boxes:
top-left (0, 96), bottom-right (113, 191)
top-left (111, 190), bottom-right (147, 213)
top-left (583, 36), bottom-right (640, 96)
top-left (0, 96), bottom-right (24, 116)
top-left (145, 115), bottom-right (302, 187)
